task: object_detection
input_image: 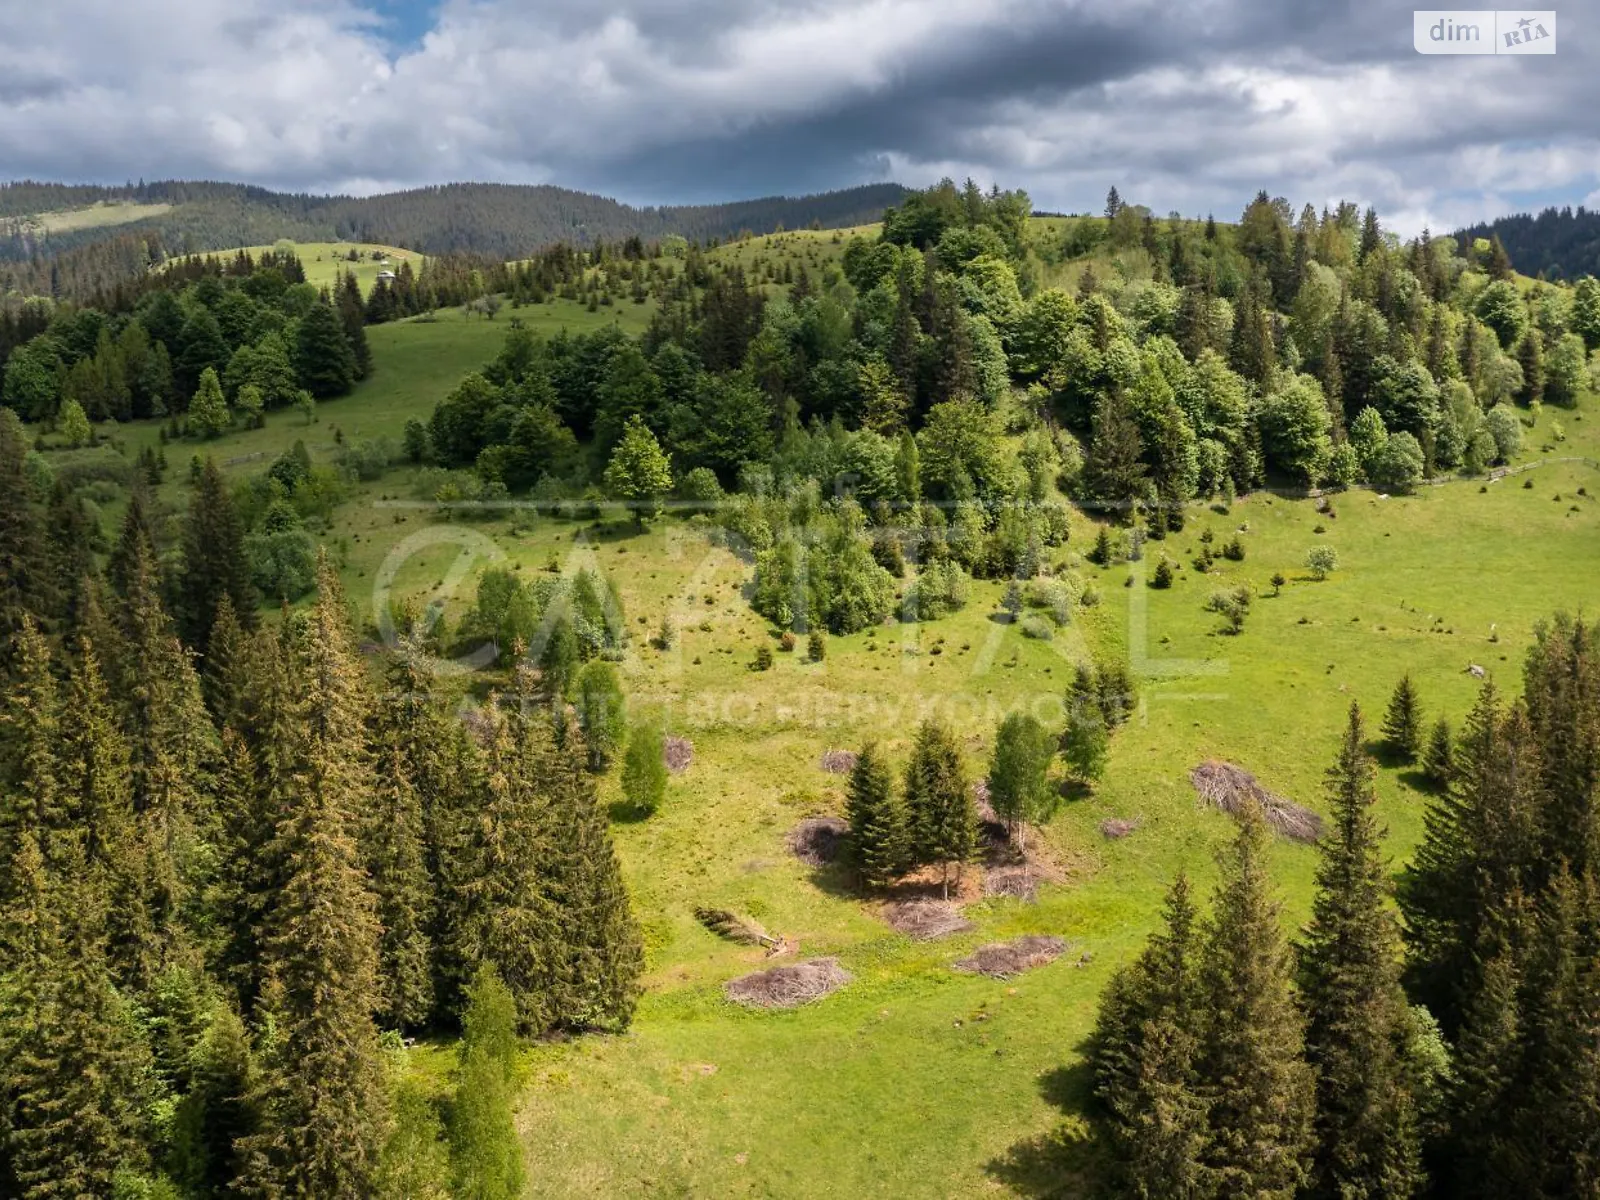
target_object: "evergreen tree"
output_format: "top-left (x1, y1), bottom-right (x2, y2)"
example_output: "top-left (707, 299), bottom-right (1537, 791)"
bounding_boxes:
top-left (1445, 937), bottom-right (1524, 1194)
top-left (1382, 674), bottom-right (1423, 762)
top-left (1091, 874), bottom-right (1210, 1199)
top-left (903, 718), bottom-right (976, 899)
top-left (237, 558), bottom-right (389, 1194)
top-left (539, 716), bottom-right (643, 1032)
top-left (1197, 804), bottom-right (1316, 1197)
top-left (367, 732), bottom-right (435, 1031)
top-left (987, 713), bottom-right (1055, 852)
top-left (0, 618), bottom-right (66, 880)
top-left (1083, 388), bottom-right (1146, 517)
top-left (106, 477), bottom-right (160, 602)
top-left (294, 298), bottom-right (357, 398)
top-left (1298, 704), bottom-right (1423, 1199)
top-left (1421, 717), bottom-right (1454, 789)
top-left (448, 964), bottom-right (525, 1200)
top-left (336, 272), bottom-right (373, 380)
top-left (1515, 328), bottom-right (1544, 406)
top-left (170, 999), bottom-right (260, 1196)
top-left (4, 868), bottom-right (155, 1199)
top-left (439, 702), bottom-right (561, 1031)
top-left (178, 457), bottom-right (258, 654)
top-left (0, 410), bottom-right (53, 661)
top-left (845, 742), bottom-right (907, 888)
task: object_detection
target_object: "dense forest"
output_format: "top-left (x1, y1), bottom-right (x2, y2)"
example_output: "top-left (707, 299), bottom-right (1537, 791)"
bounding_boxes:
top-left (1457, 205), bottom-right (1600, 280)
top-left (0, 179), bottom-right (911, 269)
top-left (1, 176), bottom-right (1599, 1195)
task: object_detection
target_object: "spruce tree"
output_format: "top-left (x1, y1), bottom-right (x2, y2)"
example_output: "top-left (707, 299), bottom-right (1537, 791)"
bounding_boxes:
top-left (1381, 674), bottom-right (1423, 761)
top-left (448, 964), bottom-right (525, 1200)
top-left (539, 716), bottom-right (642, 1032)
top-left (0, 617), bottom-right (66, 880)
top-left (0, 409), bottom-right (53, 661)
top-left (1091, 873), bottom-right (1210, 1198)
top-left (1083, 388), bottom-right (1146, 516)
top-left (845, 742), bottom-right (907, 888)
top-left (5, 863), bottom-right (155, 1198)
top-left (336, 272), bottom-right (373, 380)
top-left (1298, 704), bottom-right (1423, 1199)
top-left (294, 297), bottom-right (357, 398)
top-left (106, 477), bottom-right (160, 602)
top-left (238, 558), bottom-right (389, 1194)
top-left (439, 701), bottom-right (561, 1031)
top-left (1445, 936), bottom-right (1524, 1195)
top-left (187, 366), bottom-right (232, 439)
top-left (178, 457), bottom-right (257, 654)
top-left (367, 733), bottom-right (435, 1031)
top-left (170, 998), bottom-right (260, 1196)
top-left (1421, 717), bottom-right (1454, 789)
top-left (903, 718), bottom-right (976, 899)
top-left (1197, 803), bottom-right (1316, 1197)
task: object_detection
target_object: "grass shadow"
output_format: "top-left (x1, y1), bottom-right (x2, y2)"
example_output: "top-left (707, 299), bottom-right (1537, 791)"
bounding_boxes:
top-left (985, 1057), bottom-right (1102, 1198)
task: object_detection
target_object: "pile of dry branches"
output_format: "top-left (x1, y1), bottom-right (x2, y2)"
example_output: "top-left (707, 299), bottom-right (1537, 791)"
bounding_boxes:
top-left (882, 899), bottom-right (974, 941)
top-left (786, 816), bottom-right (848, 866)
top-left (725, 958), bottom-right (852, 1008)
top-left (665, 736), bottom-right (694, 774)
top-left (819, 749), bottom-right (858, 774)
top-left (954, 935), bottom-right (1067, 979)
top-left (1191, 760), bottom-right (1323, 843)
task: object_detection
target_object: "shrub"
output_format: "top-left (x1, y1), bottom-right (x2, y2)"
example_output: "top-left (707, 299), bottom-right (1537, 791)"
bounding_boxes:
top-left (1483, 405), bottom-right (1523, 463)
top-left (807, 630), bottom-right (827, 662)
top-left (1206, 584), bottom-right (1253, 633)
top-left (1020, 615), bottom-right (1054, 640)
top-left (1306, 545), bottom-right (1338, 580)
top-left (679, 466), bottom-right (724, 505)
top-left (1150, 558), bottom-right (1174, 588)
top-left (780, 631), bottom-right (797, 652)
top-left (1222, 536), bottom-right (1245, 561)
top-left (337, 436), bottom-right (397, 482)
top-left (753, 644), bottom-right (774, 671)
top-left (1367, 431), bottom-right (1426, 493)
top-left (902, 559), bottom-right (971, 622)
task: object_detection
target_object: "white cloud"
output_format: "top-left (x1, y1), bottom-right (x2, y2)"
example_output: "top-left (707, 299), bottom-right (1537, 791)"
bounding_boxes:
top-left (0, 0), bottom-right (1595, 230)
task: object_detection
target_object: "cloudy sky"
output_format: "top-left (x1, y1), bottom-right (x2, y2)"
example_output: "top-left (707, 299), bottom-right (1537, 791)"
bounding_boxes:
top-left (0, 0), bottom-right (1594, 234)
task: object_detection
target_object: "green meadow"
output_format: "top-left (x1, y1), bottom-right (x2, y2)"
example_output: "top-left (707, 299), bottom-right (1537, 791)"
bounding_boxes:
top-left (50, 262), bottom-right (1600, 1197)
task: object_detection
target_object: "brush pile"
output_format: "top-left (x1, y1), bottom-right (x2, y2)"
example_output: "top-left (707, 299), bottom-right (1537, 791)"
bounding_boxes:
top-left (954, 935), bottom-right (1067, 979)
top-left (1191, 760), bottom-right (1322, 843)
top-left (725, 958), bottom-right (852, 1008)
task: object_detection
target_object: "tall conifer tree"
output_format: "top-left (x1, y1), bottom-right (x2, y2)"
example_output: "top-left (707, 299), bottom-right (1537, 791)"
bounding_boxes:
top-left (1299, 704), bottom-right (1423, 1199)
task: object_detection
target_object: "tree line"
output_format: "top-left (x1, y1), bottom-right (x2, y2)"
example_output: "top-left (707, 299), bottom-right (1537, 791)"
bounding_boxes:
top-left (0, 409), bottom-right (644, 1196)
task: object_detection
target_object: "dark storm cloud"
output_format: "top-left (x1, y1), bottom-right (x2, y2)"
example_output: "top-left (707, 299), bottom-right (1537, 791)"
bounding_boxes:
top-left (0, 0), bottom-right (1595, 232)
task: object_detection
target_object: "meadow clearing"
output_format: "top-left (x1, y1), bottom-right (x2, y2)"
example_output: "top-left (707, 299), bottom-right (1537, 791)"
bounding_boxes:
top-left (59, 276), bottom-right (1600, 1195)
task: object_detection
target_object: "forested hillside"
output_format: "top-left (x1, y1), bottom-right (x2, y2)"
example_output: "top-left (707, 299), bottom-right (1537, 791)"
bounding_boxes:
top-left (0, 179), bottom-right (910, 267)
top-left (1457, 205), bottom-right (1600, 280)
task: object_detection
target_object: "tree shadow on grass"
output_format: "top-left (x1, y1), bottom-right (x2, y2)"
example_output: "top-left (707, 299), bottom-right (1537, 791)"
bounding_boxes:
top-left (606, 800), bottom-right (654, 824)
top-left (985, 1058), bottom-right (1103, 1198)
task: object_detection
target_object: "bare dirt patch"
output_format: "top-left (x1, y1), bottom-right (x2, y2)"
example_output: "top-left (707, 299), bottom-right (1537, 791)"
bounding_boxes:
top-left (725, 958), bottom-right (852, 1008)
top-left (954, 935), bottom-right (1068, 979)
top-left (1191, 760), bottom-right (1323, 843)
top-left (882, 898), bottom-right (975, 941)
top-left (787, 816), bottom-right (848, 866)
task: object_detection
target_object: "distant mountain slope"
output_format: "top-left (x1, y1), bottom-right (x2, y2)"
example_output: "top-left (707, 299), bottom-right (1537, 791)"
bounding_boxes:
top-left (0, 179), bottom-right (911, 262)
top-left (1455, 206), bottom-right (1600, 280)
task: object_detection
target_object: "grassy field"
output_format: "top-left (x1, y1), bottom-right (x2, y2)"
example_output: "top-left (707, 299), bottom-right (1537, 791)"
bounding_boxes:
top-left (28, 201), bottom-right (173, 233)
top-left (208, 241), bottom-right (427, 291)
top-left (53, 284), bottom-right (1600, 1196)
